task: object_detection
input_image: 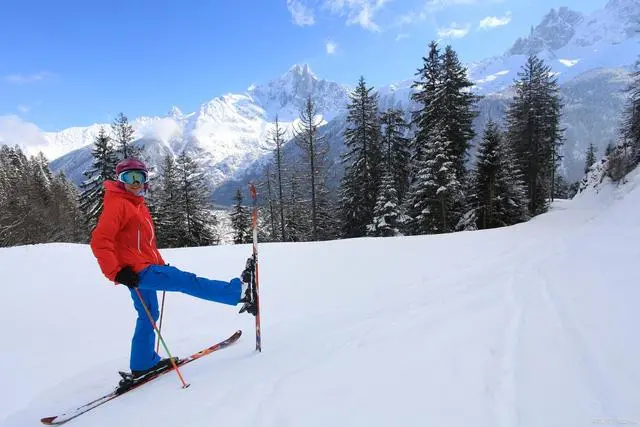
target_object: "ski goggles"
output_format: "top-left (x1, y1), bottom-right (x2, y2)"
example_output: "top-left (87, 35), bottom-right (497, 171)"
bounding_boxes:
top-left (117, 169), bottom-right (148, 185)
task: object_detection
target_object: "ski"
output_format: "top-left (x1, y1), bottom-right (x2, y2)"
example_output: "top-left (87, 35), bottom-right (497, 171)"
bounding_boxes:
top-left (249, 183), bottom-right (262, 352)
top-left (40, 330), bottom-right (242, 425)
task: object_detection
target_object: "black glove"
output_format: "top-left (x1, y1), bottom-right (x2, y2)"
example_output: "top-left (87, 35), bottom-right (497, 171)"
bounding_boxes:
top-left (115, 266), bottom-right (139, 288)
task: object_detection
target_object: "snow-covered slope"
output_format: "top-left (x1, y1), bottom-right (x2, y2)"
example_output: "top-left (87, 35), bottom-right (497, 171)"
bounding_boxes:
top-left (2, 161), bottom-right (640, 426)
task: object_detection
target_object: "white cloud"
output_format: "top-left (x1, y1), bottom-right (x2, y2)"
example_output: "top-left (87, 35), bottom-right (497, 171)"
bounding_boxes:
top-left (437, 22), bottom-right (471, 39)
top-left (326, 41), bottom-right (338, 54)
top-left (479, 12), bottom-right (512, 29)
top-left (395, 33), bottom-right (410, 41)
top-left (287, 0), bottom-right (315, 26)
top-left (17, 105), bottom-right (30, 114)
top-left (3, 71), bottom-right (55, 85)
top-left (398, 0), bottom-right (505, 26)
top-left (323, 0), bottom-right (392, 32)
top-left (0, 115), bottom-right (49, 155)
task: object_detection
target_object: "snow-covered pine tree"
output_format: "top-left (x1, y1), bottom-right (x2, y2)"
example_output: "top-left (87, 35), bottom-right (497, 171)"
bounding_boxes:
top-left (230, 188), bottom-right (251, 244)
top-left (368, 168), bottom-right (400, 237)
top-left (585, 142), bottom-right (597, 175)
top-left (175, 152), bottom-right (218, 247)
top-left (0, 146), bottom-right (31, 245)
top-left (154, 155), bottom-right (183, 248)
top-left (293, 95), bottom-right (331, 241)
top-left (79, 127), bottom-right (118, 231)
top-left (473, 120), bottom-right (529, 229)
top-left (0, 146), bottom-right (86, 246)
top-left (410, 41), bottom-right (442, 169)
top-left (498, 136), bottom-right (529, 226)
top-left (506, 54), bottom-right (564, 216)
top-left (441, 45), bottom-right (480, 179)
top-left (474, 120), bottom-right (502, 229)
top-left (380, 108), bottom-right (410, 202)
top-left (404, 125), bottom-right (462, 234)
top-left (111, 112), bottom-right (142, 161)
top-left (50, 172), bottom-right (87, 243)
top-left (340, 76), bottom-right (382, 238)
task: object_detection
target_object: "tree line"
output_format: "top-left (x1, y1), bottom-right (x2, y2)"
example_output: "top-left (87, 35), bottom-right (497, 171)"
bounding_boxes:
top-left (2, 45), bottom-right (639, 247)
top-left (246, 42), bottom-right (567, 242)
top-left (0, 113), bottom-right (219, 247)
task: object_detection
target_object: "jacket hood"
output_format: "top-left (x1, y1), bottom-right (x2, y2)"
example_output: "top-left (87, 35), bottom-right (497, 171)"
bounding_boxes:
top-left (104, 180), bottom-right (144, 205)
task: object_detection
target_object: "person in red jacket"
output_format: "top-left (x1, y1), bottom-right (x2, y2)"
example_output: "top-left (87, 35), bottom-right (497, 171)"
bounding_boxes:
top-left (90, 158), bottom-right (255, 379)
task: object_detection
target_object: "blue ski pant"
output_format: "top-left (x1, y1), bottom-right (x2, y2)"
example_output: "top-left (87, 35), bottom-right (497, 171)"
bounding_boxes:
top-left (128, 264), bottom-right (242, 371)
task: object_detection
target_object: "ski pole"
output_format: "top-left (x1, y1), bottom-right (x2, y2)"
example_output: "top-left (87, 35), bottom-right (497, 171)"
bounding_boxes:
top-left (134, 288), bottom-right (190, 389)
top-left (155, 291), bottom-right (166, 354)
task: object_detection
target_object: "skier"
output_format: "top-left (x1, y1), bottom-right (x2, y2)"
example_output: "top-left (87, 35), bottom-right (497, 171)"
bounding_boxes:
top-left (89, 158), bottom-right (256, 379)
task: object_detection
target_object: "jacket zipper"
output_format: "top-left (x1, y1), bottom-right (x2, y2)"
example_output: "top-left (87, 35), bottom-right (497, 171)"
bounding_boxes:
top-left (146, 218), bottom-right (160, 264)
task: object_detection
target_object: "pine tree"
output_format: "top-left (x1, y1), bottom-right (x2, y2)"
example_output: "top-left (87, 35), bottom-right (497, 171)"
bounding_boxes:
top-left (410, 41), bottom-right (442, 167)
top-left (112, 112), bottom-right (142, 160)
top-left (283, 161), bottom-right (308, 242)
top-left (50, 172), bottom-right (87, 242)
top-left (368, 169), bottom-right (400, 237)
top-left (0, 145), bottom-right (87, 246)
top-left (293, 95), bottom-right (331, 241)
top-left (155, 155), bottom-right (183, 248)
top-left (340, 76), bottom-right (383, 238)
top-left (441, 45), bottom-right (480, 178)
top-left (174, 152), bottom-right (217, 247)
top-left (404, 125), bottom-right (462, 234)
top-left (230, 189), bottom-right (251, 244)
top-left (585, 142), bottom-right (597, 175)
top-left (380, 108), bottom-right (411, 202)
top-left (506, 54), bottom-right (564, 216)
top-left (79, 127), bottom-right (118, 230)
top-left (473, 120), bottom-right (529, 229)
top-left (270, 116), bottom-right (288, 241)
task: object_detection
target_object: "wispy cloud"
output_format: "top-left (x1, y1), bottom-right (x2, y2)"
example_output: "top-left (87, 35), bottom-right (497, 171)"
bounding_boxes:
top-left (437, 22), bottom-right (471, 39)
top-left (17, 104), bottom-right (30, 114)
top-left (323, 0), bottom-right (392, 32)
top-left (326, 41), bottom-right (338, 54)
top-left (3, 71), bottom-right (56, 85)
top-left (395, 33), bottom-right (410, 41)
top-left (287, 0), bottom-right (315, 26)
top-left (479, 12), bottom-right (511, 29)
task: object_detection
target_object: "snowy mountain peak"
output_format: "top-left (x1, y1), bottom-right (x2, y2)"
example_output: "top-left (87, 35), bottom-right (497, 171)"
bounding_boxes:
top-left (509, 7), bottom-right (584, 55)
top-left (286, 63), bottom-right (317, 80)
top-left (246, 63), bottom-right (348, 122)
top-left (168, 106), bottom-right (183, 117)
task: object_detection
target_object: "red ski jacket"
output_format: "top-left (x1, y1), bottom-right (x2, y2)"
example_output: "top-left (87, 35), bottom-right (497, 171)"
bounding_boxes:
top-left (90, 180), bottom-right (165, 282)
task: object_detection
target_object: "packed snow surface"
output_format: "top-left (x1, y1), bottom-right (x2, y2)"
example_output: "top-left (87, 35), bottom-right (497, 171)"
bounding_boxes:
top-left (1, 171), bottom-right (639, 426)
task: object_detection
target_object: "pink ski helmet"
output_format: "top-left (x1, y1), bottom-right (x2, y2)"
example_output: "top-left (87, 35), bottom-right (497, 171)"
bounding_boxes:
top-left (116, 158), bottom-right (148, 176)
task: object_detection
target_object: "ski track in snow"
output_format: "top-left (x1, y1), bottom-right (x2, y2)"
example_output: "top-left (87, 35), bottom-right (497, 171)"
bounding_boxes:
top-left (491, 267), bottom-right (523, 427)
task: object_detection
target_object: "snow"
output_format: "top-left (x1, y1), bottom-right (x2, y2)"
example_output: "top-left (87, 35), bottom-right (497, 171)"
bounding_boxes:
top-left (2, 168), bottom-right (640, 426)
top-left (559, 59), bottom-right (581, 67)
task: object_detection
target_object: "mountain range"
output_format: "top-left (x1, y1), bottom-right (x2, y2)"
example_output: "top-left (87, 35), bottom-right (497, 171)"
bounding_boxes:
top-left (33, 0), bottom-right (640, 204)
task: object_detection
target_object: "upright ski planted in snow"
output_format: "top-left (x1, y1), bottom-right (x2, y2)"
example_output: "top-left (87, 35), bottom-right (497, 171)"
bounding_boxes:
top-left (249, 182), bottom-right (262, 352)
top-left (40, 330), bottom-right (242, 425)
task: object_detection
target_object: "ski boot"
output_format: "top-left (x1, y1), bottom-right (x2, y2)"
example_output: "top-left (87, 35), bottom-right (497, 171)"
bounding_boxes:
top-left (239, 257), bottom-right (258, 316)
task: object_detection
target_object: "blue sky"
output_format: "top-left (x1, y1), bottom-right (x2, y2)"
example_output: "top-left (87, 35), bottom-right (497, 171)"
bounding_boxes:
top-left (0, 0), bottom-right (606, 132)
